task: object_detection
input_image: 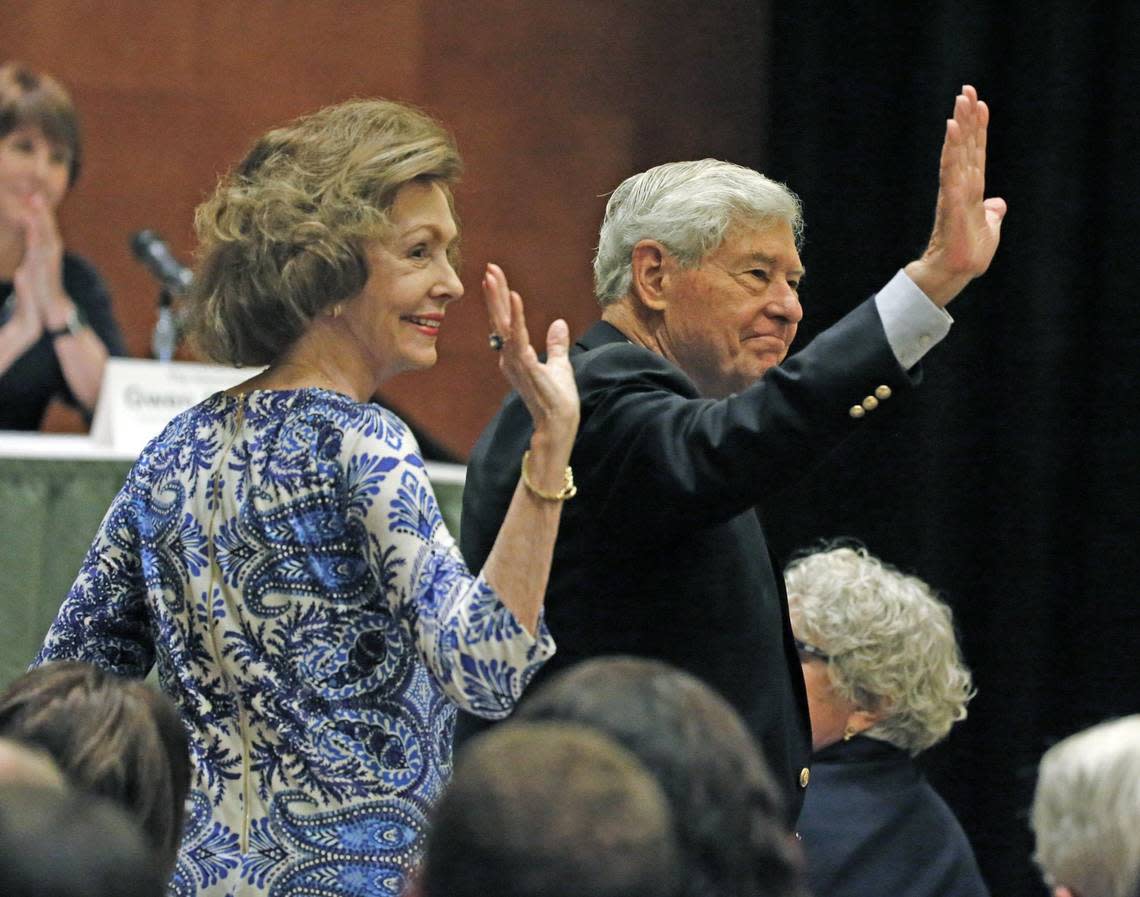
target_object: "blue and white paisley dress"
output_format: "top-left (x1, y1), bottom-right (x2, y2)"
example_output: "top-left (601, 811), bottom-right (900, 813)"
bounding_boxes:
top-left (35, 388), bottom-right (555, 897)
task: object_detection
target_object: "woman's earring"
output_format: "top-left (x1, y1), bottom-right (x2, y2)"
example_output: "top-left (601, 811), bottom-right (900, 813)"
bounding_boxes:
top-left (843, 725), bottom-right (858, 741)
top-left (330, 304), bottom-right (343, 319)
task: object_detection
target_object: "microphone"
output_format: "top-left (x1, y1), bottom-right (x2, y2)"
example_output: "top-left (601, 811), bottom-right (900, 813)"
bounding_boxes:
top-left (130, 230), bottom-right (193, 296)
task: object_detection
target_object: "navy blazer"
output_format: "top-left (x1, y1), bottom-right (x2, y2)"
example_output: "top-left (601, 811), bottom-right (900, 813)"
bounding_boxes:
top-left (798, 736), bottom-right (989, 897)
top-left (458, 297), bottom-right (915, 820)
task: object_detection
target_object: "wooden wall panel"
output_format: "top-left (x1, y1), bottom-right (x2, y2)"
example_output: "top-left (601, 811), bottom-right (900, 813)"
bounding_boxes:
top-left (3, 0), bottom-right (768, 454)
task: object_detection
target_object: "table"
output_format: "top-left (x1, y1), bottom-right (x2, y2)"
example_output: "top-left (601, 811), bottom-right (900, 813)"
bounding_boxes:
top-left (0, 433), bottom-right (465, 689)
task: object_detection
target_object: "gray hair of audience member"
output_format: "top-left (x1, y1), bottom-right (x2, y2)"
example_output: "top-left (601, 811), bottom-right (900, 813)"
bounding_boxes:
top-left (0, 737), bottom-right (65, 789)
top-left (513, 656), bottom-right (807, 897)
top-left (0, 662), bottom-right (190, 877)
top-left (187, 97), bottom-right (462, 366)
top-left (417, 722), bottom-right (681, 897)
top-left (0, 784), bottom-right (166, 897)
top-left (785, 544), bottom-right (975, 756)
top-left (1030, 715), bottom-right (1140, 897)
top-left (592, 159), bottom-right (803, 307)
top-left (788, 544), bottom-right (975, 752)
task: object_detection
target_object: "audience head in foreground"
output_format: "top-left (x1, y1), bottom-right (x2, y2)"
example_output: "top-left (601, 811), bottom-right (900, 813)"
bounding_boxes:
top-left (0, 736), bottom-right (64, 788)
top-left (1031, 714), bottom-right (1140, 897)
top-left (513, 656), bottom-right (807, 897)
top-left (0, 784), bottom-right (165, 897)
top-left (417, 722), bottom-right (680, 897)
top-left (0, 661), bottom-right (191, 877)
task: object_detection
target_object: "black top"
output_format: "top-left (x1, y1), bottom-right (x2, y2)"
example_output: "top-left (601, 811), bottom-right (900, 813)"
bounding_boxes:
top-left (0, 253), bottom-right (126, 430)
top-left (458, 296), bottom-right (917, 822)
top-left (798, 736), bottom-right (989, 897)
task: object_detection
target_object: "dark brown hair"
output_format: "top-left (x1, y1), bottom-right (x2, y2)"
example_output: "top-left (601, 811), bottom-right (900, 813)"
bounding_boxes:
top-left (515, 656), bottom-right (809, 897)
top-left (0, 785), bottom-right (166, 897)
top-left (0, 61), bottom-right (82, 185)
top-left (0, 662), bottom-right (191, 877)
top-left (421, 722), bottom-right (681, 897)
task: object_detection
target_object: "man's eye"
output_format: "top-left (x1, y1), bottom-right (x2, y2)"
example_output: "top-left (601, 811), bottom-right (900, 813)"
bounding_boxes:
top-left (788, 279), bottom-right (800, 291)
top-left (750, 269), bottom-right (769, 281)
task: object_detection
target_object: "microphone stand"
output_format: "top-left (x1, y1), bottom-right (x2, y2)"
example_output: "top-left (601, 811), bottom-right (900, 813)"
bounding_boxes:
top-left (152, 288), bottom-right (179, 362)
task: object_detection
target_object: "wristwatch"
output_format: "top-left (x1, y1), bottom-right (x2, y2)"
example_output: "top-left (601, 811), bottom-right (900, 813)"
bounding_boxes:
top-left (46, 306), bottom-right (88, 339)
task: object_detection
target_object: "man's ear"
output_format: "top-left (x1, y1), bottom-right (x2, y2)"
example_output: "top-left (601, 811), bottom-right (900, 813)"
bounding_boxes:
top-left (629, 240), bottom-right (672, 311)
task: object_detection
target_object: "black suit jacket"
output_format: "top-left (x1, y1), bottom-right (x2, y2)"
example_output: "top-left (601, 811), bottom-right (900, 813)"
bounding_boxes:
top-left (459, 296), bottom-right (916, 820)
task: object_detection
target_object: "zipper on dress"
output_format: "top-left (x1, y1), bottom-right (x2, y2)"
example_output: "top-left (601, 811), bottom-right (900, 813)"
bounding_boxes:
top-left (202, 396), bottom-right (255, 854)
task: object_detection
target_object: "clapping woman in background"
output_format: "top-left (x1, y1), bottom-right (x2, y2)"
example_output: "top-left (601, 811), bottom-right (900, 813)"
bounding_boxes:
top-left (0, 62), bottom-right (125, 429)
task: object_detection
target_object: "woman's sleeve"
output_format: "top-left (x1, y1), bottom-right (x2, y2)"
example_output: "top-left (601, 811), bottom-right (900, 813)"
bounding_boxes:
top-left (33, 484), bottom-right (155, 677)
top-left (345, 410), bottom-right (554, 719)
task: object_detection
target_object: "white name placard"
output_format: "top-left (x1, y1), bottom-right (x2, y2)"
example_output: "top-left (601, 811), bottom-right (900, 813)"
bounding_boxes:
top-left (91, 359), bottom-right (257, 455)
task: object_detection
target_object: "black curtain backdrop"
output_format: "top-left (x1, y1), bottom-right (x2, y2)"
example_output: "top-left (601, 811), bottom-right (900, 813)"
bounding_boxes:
top-left (761, 3), bottom-right (1139, 896)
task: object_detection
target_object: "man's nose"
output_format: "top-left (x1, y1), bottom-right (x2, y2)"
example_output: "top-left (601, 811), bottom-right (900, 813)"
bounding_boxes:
top-left (767, 281), bottom-right (803, 324)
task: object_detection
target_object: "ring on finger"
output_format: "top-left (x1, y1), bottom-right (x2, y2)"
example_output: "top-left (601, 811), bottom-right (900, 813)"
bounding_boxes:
top-left (488, 332), bottom-right (505, 352)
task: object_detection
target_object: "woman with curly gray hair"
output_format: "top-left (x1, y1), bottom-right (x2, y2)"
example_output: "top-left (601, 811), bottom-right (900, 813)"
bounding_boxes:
top-left (34, 98), bottom-right (579, 897)
top-left (785, 543), bottom-right (988, 897)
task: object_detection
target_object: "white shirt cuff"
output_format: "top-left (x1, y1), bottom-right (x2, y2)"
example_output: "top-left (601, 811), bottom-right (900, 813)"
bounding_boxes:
top-left (874, 269), bottom-right (953, 371)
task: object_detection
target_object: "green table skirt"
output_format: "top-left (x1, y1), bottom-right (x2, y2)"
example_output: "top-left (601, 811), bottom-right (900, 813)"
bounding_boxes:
top-left (0, 457), bottom-right (463, 689)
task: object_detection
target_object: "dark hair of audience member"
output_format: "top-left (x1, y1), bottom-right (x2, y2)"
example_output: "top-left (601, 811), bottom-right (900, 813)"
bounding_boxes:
top-left (513, 656), bottom-right (809, 897)
top-left (0, 61), bottom-right (83, 185)
top-left (0, 662), bottom-right (190, 876)
top-left (417, 722), bottom-right (681, 897)
top-left (0, 784), bottom-right (166, 897)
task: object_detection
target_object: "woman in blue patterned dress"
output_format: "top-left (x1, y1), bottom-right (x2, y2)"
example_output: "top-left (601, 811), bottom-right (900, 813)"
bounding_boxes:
top-left (34, 98), bottom-right (579, 897)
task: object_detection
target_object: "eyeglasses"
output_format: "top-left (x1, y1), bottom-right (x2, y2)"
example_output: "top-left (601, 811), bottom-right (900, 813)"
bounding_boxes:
top-left (793, 638), bottom-right (830, 662)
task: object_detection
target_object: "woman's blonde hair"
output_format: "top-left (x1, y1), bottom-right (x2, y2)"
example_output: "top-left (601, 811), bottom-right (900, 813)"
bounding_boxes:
top-left (188, 98), bottom-right (461, 366)
top-left (785, 543), bottom-right (975, 755)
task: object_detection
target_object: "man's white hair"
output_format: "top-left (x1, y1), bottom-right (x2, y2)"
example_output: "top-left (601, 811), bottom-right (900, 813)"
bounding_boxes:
top-left (592, 159), bottom-right (803, 307)
top-left (1031, 714), bottom-right (1140, 897)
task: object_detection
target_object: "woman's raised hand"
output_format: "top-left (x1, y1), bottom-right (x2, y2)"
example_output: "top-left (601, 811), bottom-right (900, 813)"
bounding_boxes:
top-left (482, 263), bottom-right (579, 459)
top-left (479, 263), bottom-right (580, 632)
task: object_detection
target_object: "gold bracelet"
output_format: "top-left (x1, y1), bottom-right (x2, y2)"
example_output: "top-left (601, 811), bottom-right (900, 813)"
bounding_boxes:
top-left (521, 449), bottom-right (577, 501)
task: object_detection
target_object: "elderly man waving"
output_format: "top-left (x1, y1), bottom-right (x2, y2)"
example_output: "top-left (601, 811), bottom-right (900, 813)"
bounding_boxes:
top-left (459, 85), bottom-right (1006, 821)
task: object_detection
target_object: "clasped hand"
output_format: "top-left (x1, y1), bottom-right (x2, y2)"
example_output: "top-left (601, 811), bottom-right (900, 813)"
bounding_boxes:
top-left (9, 193), bottom-right (69, 337)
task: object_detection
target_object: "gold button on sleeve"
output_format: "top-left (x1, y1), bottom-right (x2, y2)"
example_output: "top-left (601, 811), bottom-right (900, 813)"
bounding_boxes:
top-left (800, 767), bottom-right (811, 788)
top-left (875, 384), bottom-right (892, 400)
top-left (849, 405), bottom-right (866, 419)
top-left (862, 395), bottom-right (879, 411)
